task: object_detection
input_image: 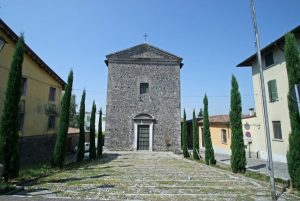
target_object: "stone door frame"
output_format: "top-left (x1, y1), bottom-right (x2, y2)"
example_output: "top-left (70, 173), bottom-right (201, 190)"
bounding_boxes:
top-left (133, 113), bottom-right (155, 151)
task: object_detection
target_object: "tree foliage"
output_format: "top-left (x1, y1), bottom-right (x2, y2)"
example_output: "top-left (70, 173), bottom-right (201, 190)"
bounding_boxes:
top-left (230, 75), bottom-right (246, 173)
top-left (89, 101), bottom-right (96, 160)
top-left (285, 32), bottom-right (300, 188)
top-left (0, 34), bottom-right (25, 181)
top-left (182, 109), bottom-right (189, 158)
top-left (198, 108), bottom-right (203, 118)
top-left (69, 94), bottom-right (78, 128)
top-left (97, 108), bottom-right (103, 157)
top-left (203, 95), bottom-right (216, 165)
top-left (192, 109), bottom-right (199, 160)
top-left (77, 90), bottom-right (86, 162)
top-left (52, 70), bottom-right (73, 168)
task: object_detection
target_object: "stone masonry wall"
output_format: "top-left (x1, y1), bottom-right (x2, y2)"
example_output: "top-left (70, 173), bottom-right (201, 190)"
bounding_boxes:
top-left (105, 61), bottom-right (181, 151)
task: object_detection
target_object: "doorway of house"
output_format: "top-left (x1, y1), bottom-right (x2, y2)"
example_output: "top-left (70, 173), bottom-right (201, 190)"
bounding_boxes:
top-left (137, 125), bottom-right (150, 150)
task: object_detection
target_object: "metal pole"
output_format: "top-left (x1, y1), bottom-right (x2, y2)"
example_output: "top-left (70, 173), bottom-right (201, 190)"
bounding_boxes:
top-left (250, 0), bottom-right (277, 200)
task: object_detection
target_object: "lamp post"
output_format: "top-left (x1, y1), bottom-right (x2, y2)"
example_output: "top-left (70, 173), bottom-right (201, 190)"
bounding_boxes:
top-left (250, 0), bottom-right (276, 200)
top-left (0, 36), bottom-right (7, 52)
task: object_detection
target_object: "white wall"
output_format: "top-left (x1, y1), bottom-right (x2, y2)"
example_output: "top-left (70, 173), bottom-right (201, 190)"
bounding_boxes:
top-left (250, 45), bottom-right (294, 163)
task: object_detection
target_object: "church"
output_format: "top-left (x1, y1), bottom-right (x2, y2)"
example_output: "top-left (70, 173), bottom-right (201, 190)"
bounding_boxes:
top-left (105, 43), bottom-right (183, 151)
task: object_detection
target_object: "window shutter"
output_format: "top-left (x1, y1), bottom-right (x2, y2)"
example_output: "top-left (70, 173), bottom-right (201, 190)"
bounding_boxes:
top-left (271, 80), bottom-right (278, 101)
top-left (268, 80), bottom-right (278, 102)
top-left (268, 81), bottom-right (272, 101)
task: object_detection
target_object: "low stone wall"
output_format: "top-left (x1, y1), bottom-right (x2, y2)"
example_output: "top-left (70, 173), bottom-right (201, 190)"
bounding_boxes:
top-left (19, 134), bottom-right (56, 165)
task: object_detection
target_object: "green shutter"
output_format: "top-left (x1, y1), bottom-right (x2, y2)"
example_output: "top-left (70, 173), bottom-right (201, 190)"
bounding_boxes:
top-left (268, 80), bottom-right (278, 102)
top-left (272, 80), bottom-right (278, 101)
top-left (268, 81), bottom-right (272, 101)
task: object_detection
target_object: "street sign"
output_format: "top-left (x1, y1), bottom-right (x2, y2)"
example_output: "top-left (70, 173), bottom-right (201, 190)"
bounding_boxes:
top-left (245, 131), bottom-right (251, 138)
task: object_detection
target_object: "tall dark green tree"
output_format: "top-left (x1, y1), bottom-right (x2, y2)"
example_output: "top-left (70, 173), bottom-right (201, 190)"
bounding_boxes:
top-left (0, 34), bottom-right (25, 181)
top-left (89, 101), bottom-right (96, 160)
top-left (203, 95), bottom-right (216, 165)
top-left (285, 32), bottom-right (300, 188)
top-left (192, 109), bottom-right (199, 160)
top-left (198, 108), bottom-right (203, 118)
top-left (69, 94), bottom-right (78, 128)
top-left (97, 108), bottom-right (103, 157)
top-left (182, 109), bottom-right (189, 158)
top-left (77, 90), bottom-right (86, 162)
top-left (52, 70), bottom-right (73, 168)
top-left (229, 75), bottom-right (246, 173)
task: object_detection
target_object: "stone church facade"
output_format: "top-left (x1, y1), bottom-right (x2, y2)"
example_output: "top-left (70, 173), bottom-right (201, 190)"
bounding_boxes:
top-left (105, 43), bottom-right (183, 151)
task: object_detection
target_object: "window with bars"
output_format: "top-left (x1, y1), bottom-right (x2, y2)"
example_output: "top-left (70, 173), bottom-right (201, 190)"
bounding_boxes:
top-left (18, 100), bottom-right (25, 131)
top-left (272, 121), bottom-right (282, 140)
top-left (49, 87), bottom-right (56, 101)
top-left (221, 129), bottom-right (227, 144)
top-left (48, 115), bottom-right (56, 130)
top-left (268, 79), bottom-right (278, 102)
top-left (21, 77), bottom-right (27, 96)
top-left (140, 83), bottom-right (149, 94)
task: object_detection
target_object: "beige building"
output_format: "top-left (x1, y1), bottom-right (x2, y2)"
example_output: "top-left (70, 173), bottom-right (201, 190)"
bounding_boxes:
top-left (237, 25), bottom-right (300, 163)
top-left (0, 19), bottom-right (65, 164)
top-left (198, 112), bottom-right (261, 158)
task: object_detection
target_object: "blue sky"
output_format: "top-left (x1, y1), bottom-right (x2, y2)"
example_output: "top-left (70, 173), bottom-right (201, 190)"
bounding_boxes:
top-left (1, 0), bottom-right (300, 119)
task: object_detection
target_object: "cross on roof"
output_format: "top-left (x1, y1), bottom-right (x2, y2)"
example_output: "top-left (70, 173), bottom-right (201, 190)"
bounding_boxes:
top-left (143, 33), bottom-right (148, 42)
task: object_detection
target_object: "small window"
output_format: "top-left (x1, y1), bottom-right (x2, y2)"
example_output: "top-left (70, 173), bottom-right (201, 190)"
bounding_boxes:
top-left (140, 83), bottom-right (149, 94)
top-left (87, 115), bottom-right (91, 122)
top-left (221, 129), bottom-right (227, 144)
top-left (20, 77), bottom-right (27, 96)
top-left (272, 121), bottom-right (282, 140)
top-left (18, 100), bottom-right (25, 131)
top-left (265, 51), bottom-right (274, 67)
top-left (268, 80), bottom-right (278, 102)
top-left (48, 115), bottom-right (56, 130)
top-left (49, 87), bottom-right (56, 101)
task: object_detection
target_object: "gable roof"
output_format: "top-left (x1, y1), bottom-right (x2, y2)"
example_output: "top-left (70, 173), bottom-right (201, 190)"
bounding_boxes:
top-left (105, 43), bottom-right (183, 68)
top-left (237, 25), bottom-right (300, 67)
top-left (0, 19), bottom-right (66, 88)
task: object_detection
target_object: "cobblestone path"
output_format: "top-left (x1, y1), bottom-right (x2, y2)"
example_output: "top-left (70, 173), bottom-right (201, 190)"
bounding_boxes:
top-left (20, 151), bottom-right (298, 201)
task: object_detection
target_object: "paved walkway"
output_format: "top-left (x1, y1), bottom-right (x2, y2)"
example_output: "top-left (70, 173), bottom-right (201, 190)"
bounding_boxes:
top-left (200, 151), bottom-right (290, 181)
top-left (7, 151), bottom-right (298, 200)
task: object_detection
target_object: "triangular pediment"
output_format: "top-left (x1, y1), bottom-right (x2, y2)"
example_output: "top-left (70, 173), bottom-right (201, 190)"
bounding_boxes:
top-left (106, 43), bottom-right (182, 62)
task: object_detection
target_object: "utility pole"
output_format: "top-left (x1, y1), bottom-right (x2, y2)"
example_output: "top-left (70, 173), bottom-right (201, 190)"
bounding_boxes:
top-left (250, 0), bottom-right (277, 200)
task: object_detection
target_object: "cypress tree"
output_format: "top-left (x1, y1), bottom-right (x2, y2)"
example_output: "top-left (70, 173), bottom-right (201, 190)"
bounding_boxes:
top-left (198, 108), bottom-right (203, 118)
top-left (285, 32), bottom-right (300, 188)
top-left (0, 34), bottom-right (25, 181)
top-left (89, 101), bottom-right (96, 159)
top-left (182, 109), bottom-right (189, 158)
top-left (97, 108), bottom-right (103, 157)
top-left (52, 70), bottom-right (73, 168)
top-left (203, 95), bottom-right (216, 165)
top-left (192, 109), bottom-right (199, 160)
top-left (69, 94), bottom-right (78, 128)
top-left (229, 75), bottom-right (246, 173)
top-left (77, 90), bottom-right (86, 162)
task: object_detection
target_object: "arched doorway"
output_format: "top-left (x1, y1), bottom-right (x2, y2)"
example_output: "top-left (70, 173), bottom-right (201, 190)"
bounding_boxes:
top-left (133, 113), bottom-right (155, 151)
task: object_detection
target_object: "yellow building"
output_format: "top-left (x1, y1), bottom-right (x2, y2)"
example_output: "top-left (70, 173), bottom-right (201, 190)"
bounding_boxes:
top-left (199, 115), bottom-right (231, 155)
top-left (0, 19), bottom-right (65, 164)
top-left (199, 112), bottom-right (260, 158)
